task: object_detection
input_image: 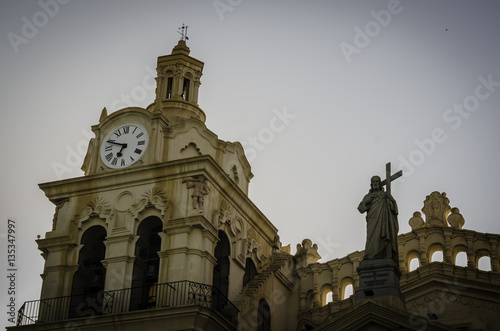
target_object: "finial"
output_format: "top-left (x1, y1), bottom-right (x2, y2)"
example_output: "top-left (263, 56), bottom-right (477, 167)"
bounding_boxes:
top-left (178, 23), bottom-right (189, 41)
top-left (99, 107), bottom-right (108, 123)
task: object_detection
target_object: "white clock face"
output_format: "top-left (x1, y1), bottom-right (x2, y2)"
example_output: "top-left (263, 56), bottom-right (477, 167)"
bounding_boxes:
top-left (100, 122), bottom-right (149, 169)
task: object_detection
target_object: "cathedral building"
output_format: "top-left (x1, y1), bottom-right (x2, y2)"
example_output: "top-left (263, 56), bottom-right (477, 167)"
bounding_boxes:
top-left (8, 40), bottom-right (500, 331)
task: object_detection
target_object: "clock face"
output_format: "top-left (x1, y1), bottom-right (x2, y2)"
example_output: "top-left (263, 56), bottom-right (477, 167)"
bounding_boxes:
top-left (100, 122), bottom-right (149, 169)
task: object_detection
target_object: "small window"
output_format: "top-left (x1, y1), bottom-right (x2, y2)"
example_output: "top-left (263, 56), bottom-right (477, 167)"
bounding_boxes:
top-left (166, 77), bottom-right (173, 99)
top-left (182, 78), bottom-right (190, 101)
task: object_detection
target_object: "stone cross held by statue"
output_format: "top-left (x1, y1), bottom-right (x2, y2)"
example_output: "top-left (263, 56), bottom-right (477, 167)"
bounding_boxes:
top-left (380, 162), bottom-right (402, 195)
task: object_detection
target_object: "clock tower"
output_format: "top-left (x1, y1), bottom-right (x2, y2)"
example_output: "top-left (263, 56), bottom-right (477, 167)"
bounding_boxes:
top-left (23, 39), bottom-right (284, 330)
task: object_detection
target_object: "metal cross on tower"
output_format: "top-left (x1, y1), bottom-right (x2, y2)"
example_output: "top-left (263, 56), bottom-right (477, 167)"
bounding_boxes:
top-left (178, 23), bottom-right (189, 41)
top-left (380, 162), bottom-right (403, 195)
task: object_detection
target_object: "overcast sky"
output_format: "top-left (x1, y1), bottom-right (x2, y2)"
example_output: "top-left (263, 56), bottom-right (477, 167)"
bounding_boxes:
top-left (1, 0), bottom-right (500, 325)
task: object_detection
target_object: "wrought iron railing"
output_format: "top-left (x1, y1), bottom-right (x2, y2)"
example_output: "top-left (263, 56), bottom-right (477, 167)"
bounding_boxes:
top-left (16, 280), bottom-right (238, 327)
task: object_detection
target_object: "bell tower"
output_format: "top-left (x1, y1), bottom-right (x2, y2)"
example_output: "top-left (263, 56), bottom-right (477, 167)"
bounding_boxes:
top-left (14, 32), bottom-right (285, 330)
top-left (149, 39), bottom-right (205, 124)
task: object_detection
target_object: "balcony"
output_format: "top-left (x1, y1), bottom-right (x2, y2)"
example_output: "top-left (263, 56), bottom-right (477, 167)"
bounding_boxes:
top-left (16, 280), bottom-right (238, 328)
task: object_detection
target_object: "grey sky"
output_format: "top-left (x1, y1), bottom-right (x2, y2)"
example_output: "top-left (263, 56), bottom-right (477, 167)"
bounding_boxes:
top-left (1, 1), bottom-right (500, 325)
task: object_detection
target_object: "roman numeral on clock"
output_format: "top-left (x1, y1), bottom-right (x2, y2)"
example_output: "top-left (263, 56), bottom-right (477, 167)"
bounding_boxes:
top-left (121, 159), bottom-right (126, 166)
top-left (136, 132), bottom-right (144, 139)
top-left (123, 126), bottom-right (130, 134)
top-left (105, 153), bottom-right (113, 162)
top-left (105, 145), bottom-right (113, 152)
top-left (111, 158), bottom-right (118, 165)
top-left (134, 148), bottom-right (142, 155)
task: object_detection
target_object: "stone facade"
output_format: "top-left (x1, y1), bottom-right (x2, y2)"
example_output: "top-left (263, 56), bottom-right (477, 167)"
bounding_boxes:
top-left (8, 42), bottom-right (500, 331)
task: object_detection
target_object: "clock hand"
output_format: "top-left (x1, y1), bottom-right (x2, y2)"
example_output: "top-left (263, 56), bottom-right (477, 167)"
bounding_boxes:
top-left (106, 140), bottom-right (126, 147)
top-left (106, 140), bottom-right (128, 157)
top-left (117, 143), bottom-right (128, 157)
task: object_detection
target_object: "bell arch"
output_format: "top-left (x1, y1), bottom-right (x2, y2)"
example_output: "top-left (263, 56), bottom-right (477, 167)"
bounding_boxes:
top-left (213, 230), bottom-right (231, 309)
top-left (130, 216), bottom-right (162, 310)
top-left (69, 225), bottom-right (107, 317)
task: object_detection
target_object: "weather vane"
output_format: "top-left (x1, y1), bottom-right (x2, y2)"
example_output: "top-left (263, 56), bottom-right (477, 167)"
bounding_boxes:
top-left (178, 23), bottom-right (189, 41)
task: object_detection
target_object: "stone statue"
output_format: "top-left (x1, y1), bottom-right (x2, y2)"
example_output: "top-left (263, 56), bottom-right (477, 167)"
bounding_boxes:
top-left (358, 175), bottom-right (399, 264)
top-left (183, 175), bottom-right (210, 209)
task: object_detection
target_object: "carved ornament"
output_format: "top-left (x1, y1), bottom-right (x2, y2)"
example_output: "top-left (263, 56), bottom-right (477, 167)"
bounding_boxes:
top-left (129, 187), bottom-right (168, 219)
top-left (77, 197), bottom-right (112, 224)
top-left (422, 192), bottom-right (451, 227)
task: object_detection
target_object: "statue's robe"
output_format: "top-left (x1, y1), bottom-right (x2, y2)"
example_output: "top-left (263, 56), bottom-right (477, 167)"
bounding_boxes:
top-left (358, 190), bottom-right (399, 264)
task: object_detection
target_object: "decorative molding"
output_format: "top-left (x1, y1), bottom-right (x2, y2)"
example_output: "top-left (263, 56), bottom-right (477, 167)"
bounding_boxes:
top-left (247, 237), bottom-right (263, 262)
top-left (218, 199), bottom-right (246, 266)
top-left (218, 199), bottom-right (244, 237)
top-left (76, 197), bottom-right (112, 224)
top-left (129, 187), bottom-right (168, 219)
top-left (180, 142), bottom-right (202, 157)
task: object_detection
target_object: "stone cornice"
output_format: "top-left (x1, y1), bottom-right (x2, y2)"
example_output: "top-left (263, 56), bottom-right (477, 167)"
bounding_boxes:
top-left (36, 235), bottom-right (74, 251)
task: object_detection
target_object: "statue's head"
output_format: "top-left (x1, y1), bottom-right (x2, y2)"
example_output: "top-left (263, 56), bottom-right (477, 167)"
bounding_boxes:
top-left (370, 176), bottom-right (383, 193)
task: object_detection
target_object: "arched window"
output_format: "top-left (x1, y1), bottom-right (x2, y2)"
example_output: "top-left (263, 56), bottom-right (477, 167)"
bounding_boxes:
top-left (165, 71), bottom-right (173, 99)
top-left (257, 299), bottom-right (271, 331)
top-left (243, 258), bottom-right (257, 288)
top-left (70, 225), bottom-right (107, 317)
top-left (130, 217), bottom-right (162, 311)
top-left (430, 250), bottom-right (443, 262)
top-left (455, 251), bottom-right (467, 267)
top-left (343, 284), bottom-right (353, 299)
top-left (213, 230), bottom-right (230, 310)
top-left (321, 288), bottom-right (333, 306)
top-left (409, 257), bottom-right (420, 272)
top-left (340, 279), bottom-right (353, 300)
top-left (182, 72), bottom-right (193, 101)
top-left (478, 256), bottom-right (491, 271)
